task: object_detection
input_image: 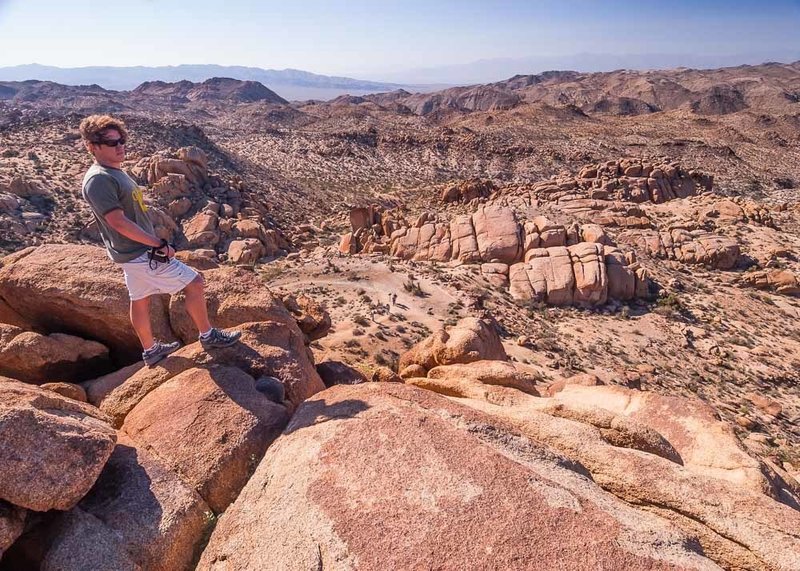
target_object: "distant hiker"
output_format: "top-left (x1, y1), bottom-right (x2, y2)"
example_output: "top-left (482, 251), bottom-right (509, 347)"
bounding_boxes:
top-left (390, 293), bottom-right (397, 306)
top-left (80, 114), bottom-right (241, 366)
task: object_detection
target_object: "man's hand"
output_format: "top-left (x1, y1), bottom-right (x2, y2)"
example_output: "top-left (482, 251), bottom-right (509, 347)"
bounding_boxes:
top-left (157, 244), bottom-right (176, 259)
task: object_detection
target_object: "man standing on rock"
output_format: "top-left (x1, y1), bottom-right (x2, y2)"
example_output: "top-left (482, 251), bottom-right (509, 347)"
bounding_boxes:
top-left (79, 114), bottom-right (240, 366)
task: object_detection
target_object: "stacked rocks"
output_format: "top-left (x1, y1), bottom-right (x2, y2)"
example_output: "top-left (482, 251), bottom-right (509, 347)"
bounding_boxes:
top-left (340, 205), bottom-right (648, 306)
top-left (130, 146), bottom-right (288, 265)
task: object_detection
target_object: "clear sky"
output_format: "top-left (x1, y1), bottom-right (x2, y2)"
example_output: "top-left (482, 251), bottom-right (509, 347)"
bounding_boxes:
top-left (0, 0), bottom-right (798, 76)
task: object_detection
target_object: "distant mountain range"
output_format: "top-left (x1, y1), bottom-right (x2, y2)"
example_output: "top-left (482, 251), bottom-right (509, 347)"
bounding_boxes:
top-left (370, 51), bottom-right (800, 85)
top-left (0, 64), bottom-right (441, 102)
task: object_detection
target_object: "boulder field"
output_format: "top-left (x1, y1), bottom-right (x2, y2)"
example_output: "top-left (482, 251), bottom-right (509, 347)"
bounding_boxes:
top-left (0, 244), bottom-right (798, 570)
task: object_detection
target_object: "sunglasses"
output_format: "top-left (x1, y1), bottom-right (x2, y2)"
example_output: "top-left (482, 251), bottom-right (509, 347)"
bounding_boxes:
top-left (95, 137), bottom-right (127, 147)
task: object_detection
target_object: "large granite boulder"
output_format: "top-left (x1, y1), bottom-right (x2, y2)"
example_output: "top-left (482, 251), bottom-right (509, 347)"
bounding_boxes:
top-left (0, 379), bottom-right (116, 511)
top-left (121, 366), bottom-right (289, 513)
top-left (100, 321), bottom-right (324, 427)
top-left (0, 245), bottom-right (174, 363)
top-left (0, 324), bottom-right (111, 384)
top-left (197, 383), bottom-right (720, 570)
top-left (398, 317), bottom-right (507, 375)
top-left (414, 370), bottom-right (800, 571)
top-left (471, 205), bottom-right (522, 263)
top-left (41, 434), bottom-right (212, 571)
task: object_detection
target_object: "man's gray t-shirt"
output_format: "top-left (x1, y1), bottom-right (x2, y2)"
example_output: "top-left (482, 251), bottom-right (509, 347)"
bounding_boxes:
top-left (82, 164), bottom-right (154, 263)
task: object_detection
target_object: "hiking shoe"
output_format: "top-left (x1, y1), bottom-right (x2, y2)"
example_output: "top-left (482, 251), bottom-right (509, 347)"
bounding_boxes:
top-left (142, 340), bottom-right (181, 367)
top-left (199, 328), bottom-right (242, 350)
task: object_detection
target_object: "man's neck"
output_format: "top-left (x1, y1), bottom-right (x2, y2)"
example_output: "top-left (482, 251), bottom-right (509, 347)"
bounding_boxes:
top-left (95, 159), bottom-right (122, 170)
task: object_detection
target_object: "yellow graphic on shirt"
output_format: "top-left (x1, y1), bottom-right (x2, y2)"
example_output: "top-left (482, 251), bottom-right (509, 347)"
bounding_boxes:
top-left (132, 186), bottom-right (148, 212)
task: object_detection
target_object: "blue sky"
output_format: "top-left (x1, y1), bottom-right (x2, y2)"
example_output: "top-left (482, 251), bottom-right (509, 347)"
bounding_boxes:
top-left (0, 0), bottom-right (798, 77)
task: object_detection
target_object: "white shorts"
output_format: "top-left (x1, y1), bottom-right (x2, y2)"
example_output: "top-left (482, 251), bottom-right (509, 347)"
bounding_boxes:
top-left (120, 252), bottom-right (199, 301)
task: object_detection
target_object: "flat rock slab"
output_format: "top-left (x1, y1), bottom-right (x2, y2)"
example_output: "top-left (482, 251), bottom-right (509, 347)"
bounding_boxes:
top-left (198, 383), bottom-right (720, 571)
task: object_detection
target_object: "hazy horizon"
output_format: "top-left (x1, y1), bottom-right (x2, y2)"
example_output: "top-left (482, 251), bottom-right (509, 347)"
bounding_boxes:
top-left (1, 0), bottom-right (798, 85)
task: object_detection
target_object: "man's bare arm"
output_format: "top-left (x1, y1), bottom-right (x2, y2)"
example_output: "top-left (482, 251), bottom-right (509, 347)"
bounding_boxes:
top-left (104, 209), bottom-right (162, 248)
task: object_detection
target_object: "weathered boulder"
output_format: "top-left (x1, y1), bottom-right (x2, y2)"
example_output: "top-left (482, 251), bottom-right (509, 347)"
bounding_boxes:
top-left (316, 360), bottom-right (368, 387)
top-left (183, 212), bottom-right (219, 248)
top-left (449, 215), bottom-right (481, 262)
top-left (4, 176), bottom-right (49, 199)
top-left (0, 324), bottom-right (111, 384)
top-left (472, 205), bottom-right (521, 263)
top-left (606, 248), bottom-right (637, 300)
top-left (619, 229), bottom-right (740, 269)
top-left (441, 179), bottom-right (495, 203)
top-left (391, 222), bottom-right (452, 261)
top-left (168, 266), bottom-right (297, 342)
top-left (422, 360), bottom-right (541, 396)
top-left (415, 375), bottom-right (800, 571)
top-left (41, 382), bottom-right (88, 402)
top-left (0, 245), bottom-right (174, 363)
top-left (40, 508), bottom-right (141, 571)
top-left (197, 383), bottom-right (721, 571)
top-left (45, 434), bottom-right (212, 571)
top-left (568, 242), bottom-right (608, 306)
top-left (398, 317), bottom-right (507, 374)
top-left (81, 362), bottom-right (143, 407)
top-left (151, 172), bottom-right (190, 201)
top-left (510, 246), bottom-right (575, 305)
top-left (281, 293), bottom-right (332, 342)
top-left (122, 366), bottom-right (289, 513)
top-left (174, 249), bottom-right (219, 270)
top-left (226, 238), bottom-right (264, 265)
top-left (0, 501), bottom-right (25, 558)
top-left (0, 379), bottom-right (116, 511)
top-left (100, 321), bottom-right (324, 427)
top-left (741, 269), bottom-right (800, 296)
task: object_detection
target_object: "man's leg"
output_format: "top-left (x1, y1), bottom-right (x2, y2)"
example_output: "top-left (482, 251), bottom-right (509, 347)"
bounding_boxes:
top-left (182, 274), bottom-right (241, 348)
top-left (130, 296), bottom-right (155, 350)
top-left (183, 275), bottom-right (213, 334)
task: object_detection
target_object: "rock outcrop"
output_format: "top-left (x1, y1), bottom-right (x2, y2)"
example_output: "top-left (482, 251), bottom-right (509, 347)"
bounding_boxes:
top-left (618, 228), bottom-right (741, 269)
top-left (407, 368), bottom-right (800, 571)
top-left (197, 383), bottom-right (723, 571)
top-left (398, 317), bottom-right (507, 376)
top-left (740, 269), bottom-right (800, 296)
top-left (341, 205), bottom-right (648, 306)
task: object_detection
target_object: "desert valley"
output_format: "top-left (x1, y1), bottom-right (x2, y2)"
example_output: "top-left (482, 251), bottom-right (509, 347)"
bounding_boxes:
top-left (0, 60), bottom-right (799, 570)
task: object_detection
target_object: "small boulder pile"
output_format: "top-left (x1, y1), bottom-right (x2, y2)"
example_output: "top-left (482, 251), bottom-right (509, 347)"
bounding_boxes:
top-left (0, 176), bottom-right (51, 242)
top-left (537, 158), bottom-right (714, 204)
top-left (129, 146), bottom-right (289, 265)
top-left (440, 178), bottom-right (496, 203)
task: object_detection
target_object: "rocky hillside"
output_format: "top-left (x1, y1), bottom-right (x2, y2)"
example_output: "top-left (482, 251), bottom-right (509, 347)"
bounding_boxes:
top-left (0, 247), bottom-right (798, 570)
top-left (1, 61), bottom-right (799, 569)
